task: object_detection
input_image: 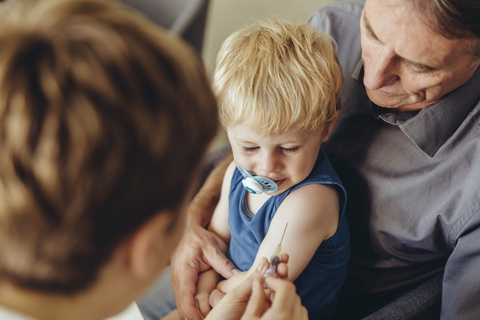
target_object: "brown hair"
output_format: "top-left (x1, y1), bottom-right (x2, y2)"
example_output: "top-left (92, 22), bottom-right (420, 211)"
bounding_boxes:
top-left (0, 0), bottom-right (218, 293)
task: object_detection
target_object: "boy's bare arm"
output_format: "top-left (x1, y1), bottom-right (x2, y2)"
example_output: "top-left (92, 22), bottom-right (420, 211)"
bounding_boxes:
top-left (218, 183), bottom-right (339, 295)
top-left (170, 151), bottom-right (236, 320)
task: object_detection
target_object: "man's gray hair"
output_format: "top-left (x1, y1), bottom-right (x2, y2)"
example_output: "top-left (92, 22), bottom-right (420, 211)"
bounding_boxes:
top-left (412, 0), bottom-right (480, 57)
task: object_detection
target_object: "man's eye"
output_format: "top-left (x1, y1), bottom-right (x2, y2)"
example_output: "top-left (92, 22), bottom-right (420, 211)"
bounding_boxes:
top-left (406, 63), bottom-right (436, 75)
top-left (281, 147), bottom-right (299, 154)
top-left (242, 146), bottom-right (259, 152)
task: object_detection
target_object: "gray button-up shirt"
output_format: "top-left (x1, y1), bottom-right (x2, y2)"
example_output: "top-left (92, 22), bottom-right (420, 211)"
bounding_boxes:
top-left (309, 1), bottom-right (480, 319)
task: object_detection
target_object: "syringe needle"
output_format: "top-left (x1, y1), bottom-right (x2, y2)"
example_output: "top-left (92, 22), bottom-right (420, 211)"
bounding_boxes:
top-left (274, 223), bottom-right (288, 256)
top-left (266, 223), bottom-right (289, 278)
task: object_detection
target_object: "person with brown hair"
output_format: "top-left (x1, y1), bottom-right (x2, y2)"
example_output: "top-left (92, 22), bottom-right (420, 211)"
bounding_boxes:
top-left (0, 0), bottom-right (306, 319)
top-left (146, 0), bottom-right (480, 319)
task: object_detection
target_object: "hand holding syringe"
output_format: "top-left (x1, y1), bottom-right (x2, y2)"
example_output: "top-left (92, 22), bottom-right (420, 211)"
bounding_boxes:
top-left (264, 223), bottom-right (288, 278)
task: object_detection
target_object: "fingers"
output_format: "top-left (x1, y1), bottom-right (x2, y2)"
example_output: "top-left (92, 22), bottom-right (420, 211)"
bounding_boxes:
top-left (204, 271), bottom-right (255, 320)
top-left (240, 279), bottom-right (268, 320)
top-left (170, 224), bottom-right (235, 320)
top-left (172, 264), bottom-right (202, 320)
top-left (176, 293), bottom-right (202, 320)
top-left (263, 253), bottom-right (289, 280)
top-left (208, 288), bottom-right (226, 308)
top-left (279, 253), bottom-right (289, 263)
top-left (207, 248), bottom-right (238, 279)
top-left (207, 259), bottom-right (306, 320)
top-left (195, 293), bottom-right (211, 318)
top-left (264, 277), bottom-right (296, 302)
top-left (206, 257), bottom-right (306, 320)
top-left (264, 277), bottom-right (308, 320)
top-left (209, 258), bottom-right (269, 309)
top-left (274, 254), bottom-right (289, 280)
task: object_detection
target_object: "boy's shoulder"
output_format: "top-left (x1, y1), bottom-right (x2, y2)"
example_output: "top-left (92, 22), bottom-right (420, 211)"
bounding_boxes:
top-left (296, 150), bottom-right (345, 193)
top-left (284, 181), bottom-right (339, 212)
top-left (278, 150), bottom-right (347, 218)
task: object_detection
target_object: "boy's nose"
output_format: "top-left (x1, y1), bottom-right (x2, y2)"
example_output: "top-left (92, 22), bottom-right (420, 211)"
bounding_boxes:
top-left (258, 153), bottom-right (279, 175)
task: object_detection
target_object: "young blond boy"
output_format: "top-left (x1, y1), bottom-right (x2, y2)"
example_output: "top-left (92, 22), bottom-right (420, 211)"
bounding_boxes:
top-left (191, 20), bottom-right (350, 320)
top-left (0, 0), bottom-right (219, 318)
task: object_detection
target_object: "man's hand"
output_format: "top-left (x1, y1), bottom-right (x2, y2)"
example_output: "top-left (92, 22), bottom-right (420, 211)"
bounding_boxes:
top-left (195, 292), bottom-right (211, 318)
top-left (170, 218), bottom-right (237, 320)
top-left (170, 153), bottom-right (234, 320)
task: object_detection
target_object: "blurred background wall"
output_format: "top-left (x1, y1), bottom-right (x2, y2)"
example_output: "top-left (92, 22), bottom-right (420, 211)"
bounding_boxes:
top-left (203, 0), bottom-right (336, 74)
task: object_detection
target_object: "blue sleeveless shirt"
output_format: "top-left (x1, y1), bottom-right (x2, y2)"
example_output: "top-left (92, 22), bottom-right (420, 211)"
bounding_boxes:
top-left (227, 150), bottom-right (350, 319)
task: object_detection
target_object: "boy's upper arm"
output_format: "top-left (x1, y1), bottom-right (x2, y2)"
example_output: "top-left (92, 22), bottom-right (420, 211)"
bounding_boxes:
top-left (208, 161), bottom-right (236, 244)
top-left (249, 183), bottom-right (340, 281)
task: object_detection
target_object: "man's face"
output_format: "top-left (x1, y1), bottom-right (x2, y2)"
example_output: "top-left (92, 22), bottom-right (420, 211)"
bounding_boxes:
top-left (361, 0), bottom-right (480, 111)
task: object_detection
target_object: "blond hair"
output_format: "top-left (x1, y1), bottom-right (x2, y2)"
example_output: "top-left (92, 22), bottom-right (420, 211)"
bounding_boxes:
top-left (0, 0), bottom-right (218, 293)
top-left (213, 20), bottom-right (343, 137)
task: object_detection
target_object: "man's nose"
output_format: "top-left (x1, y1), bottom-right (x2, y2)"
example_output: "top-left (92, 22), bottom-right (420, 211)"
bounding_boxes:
top-left (363, 50), bottom-right (399, 90)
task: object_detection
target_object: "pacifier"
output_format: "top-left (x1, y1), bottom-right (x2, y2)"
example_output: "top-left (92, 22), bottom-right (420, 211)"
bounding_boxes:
top-left (238, 167), bottom-right (278, 194)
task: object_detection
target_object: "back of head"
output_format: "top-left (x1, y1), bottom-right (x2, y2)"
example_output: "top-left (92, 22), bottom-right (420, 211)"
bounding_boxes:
top-left (0, 0), bottom-right (218, 293)
top-left (213, 20), bottom-right (343, 137)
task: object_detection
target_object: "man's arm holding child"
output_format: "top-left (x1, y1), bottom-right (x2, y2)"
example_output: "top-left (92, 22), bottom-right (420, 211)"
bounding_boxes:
top-left (193, 161), bottom-right (237, 317)
top-left (170, 153), bottom-right (236, 320)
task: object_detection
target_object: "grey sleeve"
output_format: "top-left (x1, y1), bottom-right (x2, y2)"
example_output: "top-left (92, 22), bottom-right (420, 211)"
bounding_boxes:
top-left (441, 208), bottom-right (480, 319)
top-left (307, 0), bottom-right (363, 71)
top-left (307, 1), bottom-right (366, 119)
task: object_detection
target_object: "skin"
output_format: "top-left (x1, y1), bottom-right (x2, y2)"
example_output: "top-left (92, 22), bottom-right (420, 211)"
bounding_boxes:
top-left (196, 124), bottom-right (338, 312)
top-left (171, 0), bottom-right (480, 318)
top-left (0, 207), bottom-right (187, 320)
top-left (227, 124), bottom-right (326, 197)
top-left (362, 0), bottom-right (480, 112)
top-left (206, 256), bottom-right (308, 320)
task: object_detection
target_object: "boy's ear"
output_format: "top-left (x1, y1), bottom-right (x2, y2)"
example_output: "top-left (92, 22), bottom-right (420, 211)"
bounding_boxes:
top-left (322, 110), bottom-right (340, 142)
top-left (126, 211), bottom-right (175, 279)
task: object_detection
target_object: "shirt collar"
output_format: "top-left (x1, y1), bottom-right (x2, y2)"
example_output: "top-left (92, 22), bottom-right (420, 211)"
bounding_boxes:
top-left (353, 58), bottom-right (480, 157)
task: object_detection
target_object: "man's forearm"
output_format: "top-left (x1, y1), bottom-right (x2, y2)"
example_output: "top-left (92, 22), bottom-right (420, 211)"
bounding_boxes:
top-left (189, 151), bottom-right (233, 227)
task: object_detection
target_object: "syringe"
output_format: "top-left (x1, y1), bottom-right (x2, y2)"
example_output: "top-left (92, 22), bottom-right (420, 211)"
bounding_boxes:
top-left (264, 223), bottom-right (288, 278)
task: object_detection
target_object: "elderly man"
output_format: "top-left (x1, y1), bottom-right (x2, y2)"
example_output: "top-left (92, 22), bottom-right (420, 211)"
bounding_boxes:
top-left (308, 0), bottom-right (480, 318)
top-left (140, 0), bottom-right (480, 319)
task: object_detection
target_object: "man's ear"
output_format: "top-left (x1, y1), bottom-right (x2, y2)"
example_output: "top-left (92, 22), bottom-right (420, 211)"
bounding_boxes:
top-left (126, 211), bottom-right (175, 279)
top-left (322, 110), bottom-right (340, 142)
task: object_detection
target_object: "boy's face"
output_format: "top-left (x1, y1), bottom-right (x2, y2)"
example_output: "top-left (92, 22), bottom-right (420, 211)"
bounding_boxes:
top-left (227, 124), bottom-right (324, 195)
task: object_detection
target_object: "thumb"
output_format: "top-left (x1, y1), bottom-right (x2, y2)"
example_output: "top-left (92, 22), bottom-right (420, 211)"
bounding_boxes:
top-left (206, 269), bottom-right (255, 320)
top-left (240, 279), bottom-right (268, 320)
top-left (209, 288), bottom-right (226, 308)
top-left (207, 250), bottom-right (239, 279)
top-left (217, 258), bottom-right (269, 304)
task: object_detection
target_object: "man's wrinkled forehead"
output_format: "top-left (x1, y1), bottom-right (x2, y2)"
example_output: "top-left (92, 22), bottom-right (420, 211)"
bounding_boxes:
top-left (363, 0), bottom-right (479, 64)
top-left (363, 0), bottom-right (419, 28)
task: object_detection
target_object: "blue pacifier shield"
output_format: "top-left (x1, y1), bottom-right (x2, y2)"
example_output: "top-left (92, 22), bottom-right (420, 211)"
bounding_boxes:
top-left (238, 167), bottom-right (278, 194)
